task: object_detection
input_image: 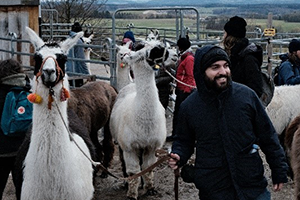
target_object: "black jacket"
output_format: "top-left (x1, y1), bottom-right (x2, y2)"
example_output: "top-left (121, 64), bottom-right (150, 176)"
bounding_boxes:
top-left (171, 45), bottom-right (288, 200)
top-left (230, 38), bottom-right (264, 98)
top-left (0, 74), bottom-right (31, 156)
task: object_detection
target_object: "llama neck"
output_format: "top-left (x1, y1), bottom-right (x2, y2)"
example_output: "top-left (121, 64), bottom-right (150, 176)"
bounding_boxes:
top-left (30, 81), bottom-right (71, 153)
top-left (134, 62), bottom-right (159, 102)
top-left (117, 60), bottom-right (131, 91)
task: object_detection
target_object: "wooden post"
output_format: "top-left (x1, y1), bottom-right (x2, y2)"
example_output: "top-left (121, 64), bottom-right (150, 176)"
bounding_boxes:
top-left (267, 12), bottom-right (273, 75)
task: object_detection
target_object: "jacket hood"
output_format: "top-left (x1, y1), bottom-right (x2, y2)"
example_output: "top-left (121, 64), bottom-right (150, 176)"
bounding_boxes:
top-left (1, 73), bottom-right (27, 87)
top-left (194, 45), bottom-right (232, 101)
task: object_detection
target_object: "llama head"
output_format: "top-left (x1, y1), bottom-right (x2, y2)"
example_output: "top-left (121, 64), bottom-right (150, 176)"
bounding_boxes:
top-left (146, 29), bottom-right (159, 41)
top-left (124, 41), bottom-right (169, 71)
top-left (25, 27), bottom-right (83, 88)
top-left (82, 30), bottom-right (94, 52)
top-left (164, 47), bottom-right (178, 68)
top-left (116, 43), bottom-right (132, 68)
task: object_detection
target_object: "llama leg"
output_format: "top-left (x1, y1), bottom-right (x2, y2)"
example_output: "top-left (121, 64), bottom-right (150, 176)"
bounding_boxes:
top-left (100, 121), bottom-right (115, 178)
top-left (123, 151), bottom-right (140, 200)
top-left (142, 150), bottom-right (157, 195)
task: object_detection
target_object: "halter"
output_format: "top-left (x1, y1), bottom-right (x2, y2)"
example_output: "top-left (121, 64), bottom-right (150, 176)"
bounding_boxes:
top-left (31, 55), bottom-right (69, 110)
top-left (35, 56), bottom-right (65, 86)
top-left (146, 46), bottom-right (167, 70)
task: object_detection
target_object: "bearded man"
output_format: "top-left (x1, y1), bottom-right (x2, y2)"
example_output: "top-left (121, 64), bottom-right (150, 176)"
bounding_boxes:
top-left (168, 45), bottom-right (288, 200)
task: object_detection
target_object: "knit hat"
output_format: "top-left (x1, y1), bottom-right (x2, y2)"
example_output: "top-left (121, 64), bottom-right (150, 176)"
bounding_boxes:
top-left (224, 16), bottom-right (247, 38)
top-left (123, 31), bottom-right (136, 43)
top-left (289, 39), bottom-right (300, 53)
top-left (71, 22), bottom-right (82, 33)
top-left (200, 46), bottom-right (231, 74)
top-left (177, 37), bottom-right (191, 52)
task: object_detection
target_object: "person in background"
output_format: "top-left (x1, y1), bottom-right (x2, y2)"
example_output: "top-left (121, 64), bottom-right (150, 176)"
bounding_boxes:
top-left (122, 30), bottom-right (136, 50)
top-left (0, 59), bottom-right (31, 200)
top-left (222, 16), bottom-right (264, 98)
top-left (168, 45), bottom-right (288, 200)
top-left (66, 22), bottom-right (89, 87)
top-left (166, 35), bottom-right (196, 142)
top-left (277, 39), bottom-right (300, 85)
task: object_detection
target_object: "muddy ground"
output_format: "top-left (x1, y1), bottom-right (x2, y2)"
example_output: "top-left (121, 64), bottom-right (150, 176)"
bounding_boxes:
top-left (2, 113), bottom-right (296, 200)
top-left (2, 64), bottom-right (296, 200)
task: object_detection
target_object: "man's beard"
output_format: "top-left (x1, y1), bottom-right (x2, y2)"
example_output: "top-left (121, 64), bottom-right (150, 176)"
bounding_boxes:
top-left (204, 74), bottom-right (231, 93)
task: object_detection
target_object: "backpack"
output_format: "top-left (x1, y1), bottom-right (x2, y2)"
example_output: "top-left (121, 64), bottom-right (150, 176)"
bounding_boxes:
top-left (1, 87), bottom-right (33, 137)
top-left (260, 71), bottom-right (275, 107)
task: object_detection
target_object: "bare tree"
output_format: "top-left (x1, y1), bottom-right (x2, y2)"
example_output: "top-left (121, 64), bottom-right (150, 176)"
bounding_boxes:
top-left (41, 0), bottom-right (108, 25)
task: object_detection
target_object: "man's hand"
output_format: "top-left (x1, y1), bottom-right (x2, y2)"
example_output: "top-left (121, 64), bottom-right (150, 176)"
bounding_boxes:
top-left (273, 183), bottom-right (284, 192)
top-left (168, 153), bottom-right (180, 170)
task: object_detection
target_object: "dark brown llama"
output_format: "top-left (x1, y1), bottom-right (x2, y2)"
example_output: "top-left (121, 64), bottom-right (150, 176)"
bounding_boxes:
top-left (285, 115), bottom-right (300, 200)
top-left (68, 81), bottom-right (117, 177)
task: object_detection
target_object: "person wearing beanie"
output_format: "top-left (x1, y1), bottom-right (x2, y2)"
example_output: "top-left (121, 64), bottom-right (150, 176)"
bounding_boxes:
top-left (122, 31), bottom-right (136, 50)
top-left (169, 45), bottom-right (288, 200)
top-left (277, 39), bottom-right (300, 85)
top-left (66, 22), bottom-right (89, 87)
top-left (166, 35), bottom-right (196, 142)
top-left (222, 16), bottom-right (265, 102)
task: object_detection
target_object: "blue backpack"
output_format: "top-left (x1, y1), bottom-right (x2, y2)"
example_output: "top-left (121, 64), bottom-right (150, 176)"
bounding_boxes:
top-left (1, 87), bottom-right (33, 137)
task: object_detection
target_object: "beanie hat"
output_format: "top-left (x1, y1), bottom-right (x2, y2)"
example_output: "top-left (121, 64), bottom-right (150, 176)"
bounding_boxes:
top-left (224, 16), bottom-right (247, 38)
top-left (177, 37), bottom-right (191, 52)
top-left (200, 47), bottom-right (231, 74)
top-left (71, 22), bottom-right (82, 33)
top-left (123, 31), bottom-right (136, 43)
top-left (289, 39), bottom-right (300, 53)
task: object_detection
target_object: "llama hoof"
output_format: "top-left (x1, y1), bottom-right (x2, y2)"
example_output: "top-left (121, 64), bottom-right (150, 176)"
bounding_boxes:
top-left (146, 188), bottom-right (158, 196)
top-left (100, 171), bottom-right (108, 178)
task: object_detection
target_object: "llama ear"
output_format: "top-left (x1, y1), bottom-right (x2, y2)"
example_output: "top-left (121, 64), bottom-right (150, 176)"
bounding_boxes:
top-left (186, 35), bottom-right (190, 40)
top-left (165, 42), bottom-right (171, 48)
top-left (60, 31), bottom-right (84, 54)
top-left (25, 27), bottom-right (44, 50)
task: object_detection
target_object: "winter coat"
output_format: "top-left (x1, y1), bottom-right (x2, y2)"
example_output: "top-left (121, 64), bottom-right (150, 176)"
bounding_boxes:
top-left (171, 45), bottom-right (288, 200)
top-left (278, 54), bottom-right (300, 85)
top-left (0, 74), bottom-right (31, 156)
top-left (66, 31), bottom-right (89, 75)
top-left (229, 38), bottom-right (264, 98)
top-left (175, 50), bottom-right (196, 93)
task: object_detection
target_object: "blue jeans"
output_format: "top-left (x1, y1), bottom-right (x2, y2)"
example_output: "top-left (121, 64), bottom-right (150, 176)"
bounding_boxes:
top-left (255, 188), bottom-right (271, 200)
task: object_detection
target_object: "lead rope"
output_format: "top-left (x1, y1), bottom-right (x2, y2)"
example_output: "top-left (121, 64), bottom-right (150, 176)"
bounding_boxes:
top-left (54, 96), bottom-right (179, 199)
top-left (164, 68), bottom-right (196, 89)
top-left (53, 100), bottom-right (119, 179)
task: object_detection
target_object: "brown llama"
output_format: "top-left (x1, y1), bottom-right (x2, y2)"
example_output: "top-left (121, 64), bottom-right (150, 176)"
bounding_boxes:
top-left (285, 115), bottom-right (300, 200)
top-left (68, 81), bottom-right (117, 177)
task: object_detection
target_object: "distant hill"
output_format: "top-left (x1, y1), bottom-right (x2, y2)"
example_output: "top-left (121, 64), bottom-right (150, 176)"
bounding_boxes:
top-left (106, 0), bottom-right (298, 6)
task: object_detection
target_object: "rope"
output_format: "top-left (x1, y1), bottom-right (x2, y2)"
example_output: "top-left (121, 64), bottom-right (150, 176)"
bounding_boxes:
top-left (54, 101), bottom-right (179, 198)
top-left (164, 68), bottom-right (197, 89)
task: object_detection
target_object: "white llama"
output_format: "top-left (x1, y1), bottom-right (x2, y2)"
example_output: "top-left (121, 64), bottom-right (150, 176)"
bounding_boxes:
top-left (109, 41), bottom-right (168, 200)
top-left (21, 27), bottom-right (94, 200)
top-left (81, 30), bottom-right (94, 75)
top-left (116, 41), bottom-right (134, 91)
top-left (266, 84), bottom-right (300, 136)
